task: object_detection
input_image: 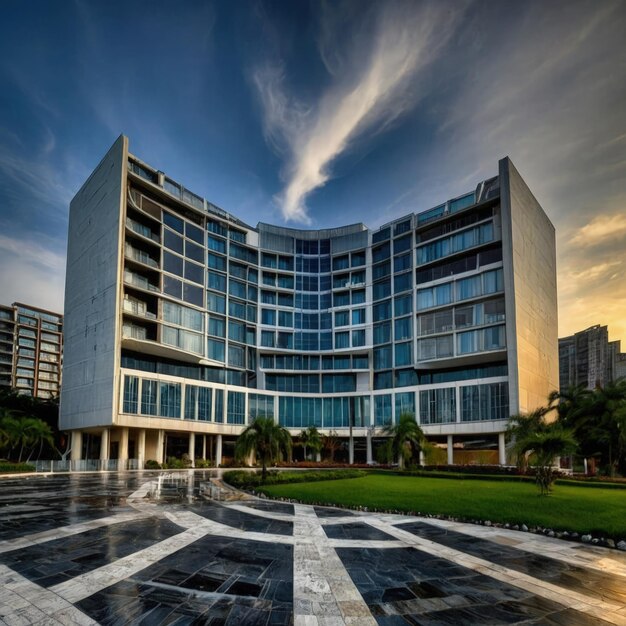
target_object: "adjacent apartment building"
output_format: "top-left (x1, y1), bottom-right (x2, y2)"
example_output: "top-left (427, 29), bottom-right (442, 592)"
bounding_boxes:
top-left (559, 325), bottom-right (625, 392)
top-left (59, 136), bottom-right (558, 467)
top-left (0, 302), bottom-right (63, 398)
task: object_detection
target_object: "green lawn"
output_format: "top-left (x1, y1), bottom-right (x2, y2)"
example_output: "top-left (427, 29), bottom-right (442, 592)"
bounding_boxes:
top-left (258, 473), bottom-right (626, 538)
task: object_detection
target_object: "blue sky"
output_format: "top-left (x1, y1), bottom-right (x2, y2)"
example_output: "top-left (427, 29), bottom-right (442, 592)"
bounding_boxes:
top-left (1, 0), bottom-right (625, 343)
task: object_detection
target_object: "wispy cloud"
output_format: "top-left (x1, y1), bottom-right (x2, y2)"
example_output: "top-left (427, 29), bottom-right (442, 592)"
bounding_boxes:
top-left (253, 1), bottom-right (463, 224)
top-left (571, 214), bottom-right (626, 246)
top-left (0, 232), bottom-right (66, 312)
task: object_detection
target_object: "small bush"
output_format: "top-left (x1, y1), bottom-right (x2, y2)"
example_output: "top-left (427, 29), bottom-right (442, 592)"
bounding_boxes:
top-left (144, 459), bottom-right (161, 470)
top-left (194, 458), bottom-right (212, 468)
top-left (0, 462), bottom-right (36, 473)
top-left (223, 469), bottom-right (365, 490)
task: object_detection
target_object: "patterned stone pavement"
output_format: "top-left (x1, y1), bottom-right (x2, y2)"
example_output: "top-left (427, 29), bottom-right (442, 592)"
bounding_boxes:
top-left (0, 471), bottom-right (625, 625)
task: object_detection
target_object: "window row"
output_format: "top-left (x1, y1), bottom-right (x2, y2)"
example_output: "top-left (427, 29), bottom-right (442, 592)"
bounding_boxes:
top-left (416, 269), bottom-right (503, 311)
top-left (416, 222), bottom-right (493, 265)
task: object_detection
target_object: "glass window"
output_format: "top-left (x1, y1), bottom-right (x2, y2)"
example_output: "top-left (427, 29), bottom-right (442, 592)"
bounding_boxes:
top-left (229, 280), bottom-right (246, 299)
top-left (164, 230), bottom-right (184, 254)
top-left (162, 301), bottom-right (203, 331)
top-left (457, 275), bottom-right (481, 301)
top-left (164, 212), bottom-right (184, 233)
top-left (395, 342), bottom-right (412, 367)
top-left (351, 251), bottom-right (365, 267)
top-left (394, 253), bottom-right (412, 273)
top-left (334, 292), bottom-right (349, 307)
top-left (163, 251), bottom-right (183, 276)
top-left (207, 235), bottom-right (226, 254)
top-left (373, 321), bottom-right (391, 345)
top-left (394, 234), bottom-right (411, 254)
top-left (395, 368), bottom-right (417, 388)
top-left (228, 320), bottom-right (245, 343)
top-left (227, 391), bottom-right (245, 424)
top-left (278, 310), bottom-right (293, 327)
top-left (207, 292), bottom-right (225, 314)
top-left (185, 240), bottom-right (204, 264)
top-left (261, 331), bottom-right (275, 347)
top-left (352, 289), bottom-right (365, 305)
top-left (420, 387), bottom-right (456, 424)
top-left (394, 316), bottom-right (412, 341)
top-left (159, 382), bottom-right (181, 418)
top-left (394, 272), bottom-right (412, 293)
top-left (335, 331), bottom-right (350, 349)
top-left (352, 329), bottom-right (366, 347)
top-left (141, 380), bottom-right (158, 415)
top-left (183, 283), bottom-right (203, 307)
top-left (228, 344), bottom-right (245, 368)
top-left (207, 252), bottom-right (226, 272)
top-left (208, 316), bottom-right (225, 337)
top-left (351, 308), bottom-right (365, 325)
top-left (374, 394), bottom-right (392, 426)
top-left (373, 279), bottom-right (391, 301)
top-left (374, 345), bottom-right (392, 370)
top-left (123, 376), bottom-right (138, 413)
top-left (395, 392), bottom-right (415, 418)
top-left (184, 261), bottom-right (204, 285)
top-left (207, 271), bottom-right (226, 292)
top-left (372, 242), bottom-right (390, 263)
top-left (163, 275), bottom-right (182, 299)
top-left (483, 269), bottom-right (504, 294)
top-left (394, 294), bottom-right (412, 317)
top-left (229, 299), bottom-right (246, 319)
top-left (373, 299), bottom-right (391, 320)
top-left (207, 338), bottom-right (225, 362)
top-left (261, 308), bottom-right (276, 325)
top-left (186, 222), bottom-right (204, 245)
top-left (333, 255), bottom-right (349, 271)
top-left (335, 311), bottom-right (349, 327)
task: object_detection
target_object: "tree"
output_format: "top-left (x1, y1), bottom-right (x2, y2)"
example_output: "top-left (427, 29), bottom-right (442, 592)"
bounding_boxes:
top-left (513, 424), bottom-right (577, 495)
top-left (235, 416), bottom-right (292, 481)
top-left (382, 413), bottom-right (425, 469)
top-left (322, 430), bottom-right (341, 462)
top-left (554, 381), bottom-right (626, 475)
top-left (506, 408), bottom-right (553, 470)
top-left (299, 426), bottom-right (322, 461)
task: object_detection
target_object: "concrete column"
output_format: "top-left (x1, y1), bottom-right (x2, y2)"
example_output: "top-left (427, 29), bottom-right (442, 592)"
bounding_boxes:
top-left (447, 434), bottom-right (454, 465)
top-left (202, 435), bottom-right (207, 461)
top-left (366, 431), bottom-right (373, 465)
top-left (315, 451), bottom-right (321, 462)
top-left (498, 432), bottom-right (506, 466)
top-left (156, 430), bottom-right (165, 464)
top-left (215, 434), bottom-right (223, 467)
top-left (118, 428), bottom-right (129, 462)
top-left (70, 431), bottom-right (82, 463)
top-left (99, 429), bottom-right (109, 464)
top-left (348, 436), bottom-right (354, 465)
top-left (188, 432), bottom-right (196, 467)
top-left (137, 429), bottom-right (146, 468)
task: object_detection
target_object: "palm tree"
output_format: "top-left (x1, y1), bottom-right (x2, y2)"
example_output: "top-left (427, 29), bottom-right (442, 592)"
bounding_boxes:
top-left (235, 416), bottom-right (292, 481)
top-left (513, 424), bottom-right (577, 495)
top-left (382, 413), bottom-right (425, 469)
top-left (506, 407), bottom-right (553, 470)
top-left (299, 426), bottom-right (322, 461)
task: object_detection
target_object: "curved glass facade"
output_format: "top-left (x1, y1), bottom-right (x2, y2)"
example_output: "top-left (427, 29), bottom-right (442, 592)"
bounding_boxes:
top-left (119, 156), bottom-right (512, 432)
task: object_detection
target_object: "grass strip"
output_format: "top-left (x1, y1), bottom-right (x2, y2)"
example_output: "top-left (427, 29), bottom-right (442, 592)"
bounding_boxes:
top-left (257, 473), bottom-right (626, 539)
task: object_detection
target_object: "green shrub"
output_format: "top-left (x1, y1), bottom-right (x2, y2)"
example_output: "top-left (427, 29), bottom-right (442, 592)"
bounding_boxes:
top-left (144, 459), bottom-right (161, 470)
top-left (0, 462), bottom-right (36, 473)
top-left (223, 469), bottom-right (365, 489)
top-left (194, 458), bottom-right (212, 468)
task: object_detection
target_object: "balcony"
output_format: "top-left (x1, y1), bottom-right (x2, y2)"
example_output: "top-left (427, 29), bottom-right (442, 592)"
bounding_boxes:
top-left (122, 298), bottom-right (157, 320)
top-left (124, 243), bottom-right (159, 269)
top-left (125, 217), bottom-right (160, 244)
top-left (123, 270), bottom-right (159, 293)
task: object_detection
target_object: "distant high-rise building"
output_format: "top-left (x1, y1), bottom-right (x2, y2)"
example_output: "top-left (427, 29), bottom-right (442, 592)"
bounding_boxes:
top-left (559, 325), bottom-right (624, 392)
top-left (60, 136), bottom-right (558, 468)
top-left (0, 302), bottom-right (63, 398)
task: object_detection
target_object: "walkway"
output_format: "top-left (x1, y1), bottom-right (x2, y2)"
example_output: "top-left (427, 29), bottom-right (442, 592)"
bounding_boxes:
top-left (0, 471), bottom-right (625, 625)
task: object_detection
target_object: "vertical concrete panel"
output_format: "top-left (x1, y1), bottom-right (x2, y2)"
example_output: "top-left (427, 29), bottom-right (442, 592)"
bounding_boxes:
top-left (500, 158), bottom-right (558, 415)
top-left (60, 136), bottom-right (127, 430)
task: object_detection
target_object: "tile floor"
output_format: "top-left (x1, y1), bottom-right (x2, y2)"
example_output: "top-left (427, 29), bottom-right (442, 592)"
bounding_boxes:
top-left (0, 471), bottom-right (624, 625)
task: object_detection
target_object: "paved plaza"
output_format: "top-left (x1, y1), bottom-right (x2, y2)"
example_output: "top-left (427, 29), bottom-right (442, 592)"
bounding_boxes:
top-left (0, 472), bottom-right (625, 625)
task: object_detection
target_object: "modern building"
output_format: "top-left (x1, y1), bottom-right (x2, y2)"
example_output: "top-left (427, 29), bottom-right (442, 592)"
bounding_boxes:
top-left (559, 325), bottom-right (625, 392)
top-left (60, 135), bottom-right (558, 468)
top-left (0, 302), bottom-right (63, 398)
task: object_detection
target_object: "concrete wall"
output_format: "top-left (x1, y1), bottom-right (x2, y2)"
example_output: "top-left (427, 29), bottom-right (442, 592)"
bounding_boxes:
top-left (60, 136), bottom-right (127, 430)
top-left (500, 158), bottom-right (559, 415)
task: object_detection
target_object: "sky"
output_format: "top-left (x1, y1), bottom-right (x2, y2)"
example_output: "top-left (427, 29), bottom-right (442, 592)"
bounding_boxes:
top-left (0, 0), bottom-right (625, 345)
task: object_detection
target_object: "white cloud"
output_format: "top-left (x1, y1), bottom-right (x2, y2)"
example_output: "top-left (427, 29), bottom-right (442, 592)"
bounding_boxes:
top-left (253, 1), bottom-right (463, 223)
top-left (0, 233), bottom-right (65, 312)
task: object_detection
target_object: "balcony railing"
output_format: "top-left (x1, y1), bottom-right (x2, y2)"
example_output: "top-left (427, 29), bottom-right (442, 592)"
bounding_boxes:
top-left (124, 271), bottom-right (159, 292)
top-left (126, 217), bottom-right (160, 243)
top-left (124, 243), bottom-right (159, 268)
